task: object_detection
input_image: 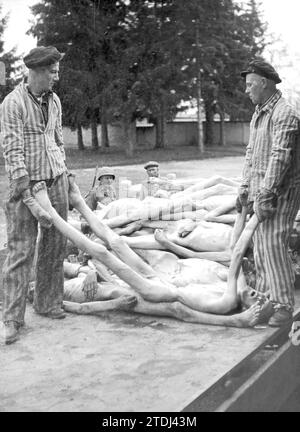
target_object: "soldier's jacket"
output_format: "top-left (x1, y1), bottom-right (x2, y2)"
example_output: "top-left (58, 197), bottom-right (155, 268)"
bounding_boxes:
top-left (85, 184), bottom-right (117, 210)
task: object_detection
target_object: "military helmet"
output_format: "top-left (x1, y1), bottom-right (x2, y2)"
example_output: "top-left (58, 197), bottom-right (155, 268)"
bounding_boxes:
top-left (98, 166), bottom-right (115, 180)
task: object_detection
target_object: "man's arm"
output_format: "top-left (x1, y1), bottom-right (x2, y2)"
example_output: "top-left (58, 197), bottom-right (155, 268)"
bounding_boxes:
top-left (237, 117), bottom-right (255, 209)
top-left (53, 95), bottom-right (67, 165)
top-left (241, 122), bottom-right (254, 188)
top-left (262, 107), bottom-right (298, 193)
top-left (1, 96), bottom-right (29, 180)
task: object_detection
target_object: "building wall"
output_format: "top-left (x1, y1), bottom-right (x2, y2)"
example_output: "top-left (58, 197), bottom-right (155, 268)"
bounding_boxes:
top-left (63, 123), bottom-right (125, 149)
top-left (63, 121), bottom-right (250, 149)
top-left (211, 121), bottom-right (250, 146)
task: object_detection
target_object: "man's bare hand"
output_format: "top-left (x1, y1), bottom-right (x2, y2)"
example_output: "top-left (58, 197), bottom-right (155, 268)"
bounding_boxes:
top-left (82, 270), bottom-right (98, 301)
top-left (10, 175), bottom-right (30, 200)
top-left (254, 189), bottom-right (277, 222)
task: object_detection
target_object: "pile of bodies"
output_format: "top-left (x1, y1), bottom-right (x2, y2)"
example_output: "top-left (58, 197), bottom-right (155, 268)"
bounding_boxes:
top-left (31, 175), bottom-right (275, 328)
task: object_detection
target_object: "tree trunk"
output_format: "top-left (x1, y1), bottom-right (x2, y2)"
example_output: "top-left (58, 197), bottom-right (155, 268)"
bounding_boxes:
top-left (154, 105), bottom-right (165, 149)
top-left (101, 99), bottom-right (109, 148)
top-left (128, 119), bottom-right (136, 154)
top-left (196, 78), bottom-right (204, 152)
top-left (77, 123), bottom-right (85, 150)
top-left (219, 110), bottom-right (226, 146)
top-left (195, 20), bottom-right (204, 152)
top-left (122, 117), bottom-right (135, 157)
top-left (91, 115), bottom-right (99, 149)
top-left (205, 105), bottom-right (214, 146)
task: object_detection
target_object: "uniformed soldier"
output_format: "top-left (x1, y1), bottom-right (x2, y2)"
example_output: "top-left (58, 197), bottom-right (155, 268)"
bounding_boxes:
top-left (85, 166), bottom-right (117, 210)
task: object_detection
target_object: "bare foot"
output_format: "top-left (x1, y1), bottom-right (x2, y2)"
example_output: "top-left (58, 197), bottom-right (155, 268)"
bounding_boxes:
top-left (32, 181), bottom-right (52, 213)
top-left (23, 195), bottom-right (53, 228)
top-left (115, 294), bottom-right (138, 311)
top-left (235, 302), bottom-right (262, 327)
top-left (68, 175), bottom-right (84, 208)
top-left (256, 300), bottom-right (274, 324)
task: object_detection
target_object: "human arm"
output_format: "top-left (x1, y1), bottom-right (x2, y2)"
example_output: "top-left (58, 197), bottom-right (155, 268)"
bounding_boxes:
top-left (241, 134), bottom-right (253, 190)
top-left (53, 95), bottom-right (67, 164)
top-left (262, 107), bottom-right (298, 193)
top-left (1, 96), bottom-right (29, 182)
top-left (81, 269), bottom-right (98, 301)
top-left (254, 108), bottom-right (298, 221)
top-left (238, 117), bottom-right (256, 206)
top-left (154, 229), bottom-right (231, 265)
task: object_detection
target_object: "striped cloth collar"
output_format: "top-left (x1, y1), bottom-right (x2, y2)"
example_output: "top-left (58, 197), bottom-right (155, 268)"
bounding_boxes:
top-left (255, 89), bottom-right (282, 114)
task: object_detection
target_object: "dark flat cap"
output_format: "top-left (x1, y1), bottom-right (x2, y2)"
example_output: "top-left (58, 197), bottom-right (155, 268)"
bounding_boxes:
top-left (241, 60), bottom-right (281, 84)
top-left (24, 46), bottom-right (64, 69)
top-left (144, 161), bottom-right (159, 170)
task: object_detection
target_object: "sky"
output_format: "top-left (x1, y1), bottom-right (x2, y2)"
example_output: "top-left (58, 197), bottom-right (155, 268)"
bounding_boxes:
top-left (1, 0), bottom-right (37, 55)
top-left (1, 0), bottom-right (300, 99)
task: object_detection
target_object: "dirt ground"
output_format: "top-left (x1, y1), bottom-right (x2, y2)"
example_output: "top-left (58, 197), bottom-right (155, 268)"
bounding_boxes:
top-left (1, 156), bottom-right (254, 412)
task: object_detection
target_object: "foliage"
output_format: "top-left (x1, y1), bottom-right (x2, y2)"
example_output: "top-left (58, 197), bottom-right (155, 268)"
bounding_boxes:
top-left (27, 0), bottom-right (266, 149)
top-left (0, 5), bottom-right (22, 101)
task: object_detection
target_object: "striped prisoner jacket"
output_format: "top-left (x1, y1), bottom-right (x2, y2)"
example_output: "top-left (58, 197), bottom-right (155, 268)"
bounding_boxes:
top-left (1, 81), bottom-right (66, 181)
top-left (242, 90), bottom-right (300, 201)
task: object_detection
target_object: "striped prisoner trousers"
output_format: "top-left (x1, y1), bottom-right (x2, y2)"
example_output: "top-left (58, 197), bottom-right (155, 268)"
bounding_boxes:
top-left (2, 173), bottom-right (68, 324)
top-left (253, 185), bottom-right (300, 310)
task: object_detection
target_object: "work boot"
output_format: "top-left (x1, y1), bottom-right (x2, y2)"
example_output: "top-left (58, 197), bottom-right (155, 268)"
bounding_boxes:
top-left (4, 321), bottom-right (20, 345)
top-left (38, 308), bottom-right (66, 319)
top-left (268, 308), bottom-right (293, 327)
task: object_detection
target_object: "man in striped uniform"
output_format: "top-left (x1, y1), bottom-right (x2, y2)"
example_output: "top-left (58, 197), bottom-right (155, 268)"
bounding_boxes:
top-left (1, 46), bottom-right (69, 344)
top-left (238, 59), bottom-right (300, 326)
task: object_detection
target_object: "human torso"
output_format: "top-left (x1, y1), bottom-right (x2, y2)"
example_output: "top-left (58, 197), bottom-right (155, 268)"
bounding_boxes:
top-left (170, 220), bottom-right (232, 252)
top-left (1, 82), bottom-right (66, 180)
top-left (246, 93), bottom-right (300, 199)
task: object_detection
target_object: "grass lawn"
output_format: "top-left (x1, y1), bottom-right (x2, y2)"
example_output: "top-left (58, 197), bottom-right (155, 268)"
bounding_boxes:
top-left (63, 143), bottom-right (246, 169)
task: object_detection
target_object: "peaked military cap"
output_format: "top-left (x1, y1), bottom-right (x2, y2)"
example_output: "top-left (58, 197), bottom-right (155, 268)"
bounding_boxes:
top-left (144, 161), bottom-right (159, 170)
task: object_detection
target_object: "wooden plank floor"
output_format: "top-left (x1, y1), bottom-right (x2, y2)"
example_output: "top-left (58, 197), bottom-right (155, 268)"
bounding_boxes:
top-left (1, 291), bottom-right (299, 412)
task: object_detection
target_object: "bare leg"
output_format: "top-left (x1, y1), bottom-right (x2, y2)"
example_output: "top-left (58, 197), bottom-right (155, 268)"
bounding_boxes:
top-left (63, 295), bottom-right (137, 315)
top-left (65, 276), bottom-right (263, 328)
top-left (229, 206), bottom-right (248, 251)
top-left (33, 180), bottom-right (262, 320)
top-left (154, 211), bottom-right (259, 315)
top-left (33, 181), bottom-right (178, 303)
top-left (172, 176), bottom-right (240, 198)
top-left (133, 297), bottom-right (262, 327)
top-left (67, 178), bottom-right (157, 279)
top-left (189, 185), bottom-right (237, 201)
top-left (168, 301), bottom-right (262, 327)
top-left (204, 198), bottom-right (237, 225)
top-left (22, 191), bottom-right (52, 229)
top-left (114, 221), bottom-right (144, 236)
top-left (63, 278), bottom-right (261, 328)
top-left (222, 213), bottom-right (260, 310)
top-left (123, 234), bottom-right (165, 250)
top-left (154, 229), bottom-right (231, 264)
